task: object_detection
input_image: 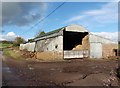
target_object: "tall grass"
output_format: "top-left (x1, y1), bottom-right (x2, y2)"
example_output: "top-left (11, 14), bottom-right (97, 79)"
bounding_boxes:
top-left (3, 49), bottom-right (21, 60)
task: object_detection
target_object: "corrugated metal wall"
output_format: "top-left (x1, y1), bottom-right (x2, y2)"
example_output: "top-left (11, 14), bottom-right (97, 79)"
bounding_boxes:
top-left (89, 34), bottom-right (116, 44)
top-left (89, 34), bottom-right (117, 58)
top-left (90, 43), bottom-right (102, 58)
top-left (65, 24), bottom-right (88, 32)
top-left (64, 50), bottom-right (89, 59)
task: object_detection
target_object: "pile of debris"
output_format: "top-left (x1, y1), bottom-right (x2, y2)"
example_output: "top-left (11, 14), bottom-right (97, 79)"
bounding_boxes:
top-left (36, 51), bottom-right (63, 61)
top-left (20, 50), bottom-right (35, 58)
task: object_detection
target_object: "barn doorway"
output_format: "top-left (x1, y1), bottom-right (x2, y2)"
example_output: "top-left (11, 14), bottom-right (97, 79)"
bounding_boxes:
top-left (63, 30), bottom-right (89, 59)
top-left (113, 49), bottom-right (119, 56)
top-left (63, 30), bottom-right (88, 50)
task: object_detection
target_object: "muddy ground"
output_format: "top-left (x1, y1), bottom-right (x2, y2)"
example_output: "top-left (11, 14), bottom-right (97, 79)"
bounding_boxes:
top-left (1, 52), bottom-right (120, 87)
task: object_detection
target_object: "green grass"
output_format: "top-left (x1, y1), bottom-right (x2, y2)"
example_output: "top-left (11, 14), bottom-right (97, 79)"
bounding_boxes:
top-left (3, 49), bottom-right (21, 60)
top-left (3, 49), bottom-right (11, 56)
top-left (0, 43), bottom-right (13, 49)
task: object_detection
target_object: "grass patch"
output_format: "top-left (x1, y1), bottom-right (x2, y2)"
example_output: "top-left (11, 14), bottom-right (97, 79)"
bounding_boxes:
top-left (3, 49), bottom-right (22, 60)
top-left (0, 43), bottom-right (13, 49)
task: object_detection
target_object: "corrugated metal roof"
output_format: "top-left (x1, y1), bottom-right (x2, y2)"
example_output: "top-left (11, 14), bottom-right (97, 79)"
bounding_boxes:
top-left (34, 24), bottom-right (89, 41)
top-left (34, 27), bottom-right (65, 39)
top-left (89, 33), bottom-right (117, 44)
top-left (65, 24), bottom-right (88, 32)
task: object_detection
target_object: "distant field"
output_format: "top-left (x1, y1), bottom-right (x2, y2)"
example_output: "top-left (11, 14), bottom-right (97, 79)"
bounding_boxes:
top-left (0, 43), bottom-right (13, 49)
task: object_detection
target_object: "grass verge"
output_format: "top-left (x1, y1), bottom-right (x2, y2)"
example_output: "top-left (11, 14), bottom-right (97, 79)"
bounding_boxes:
top-left (3, 49), bottom-right (22, 60)
top-left (0, 43), bottom-right (13, 49)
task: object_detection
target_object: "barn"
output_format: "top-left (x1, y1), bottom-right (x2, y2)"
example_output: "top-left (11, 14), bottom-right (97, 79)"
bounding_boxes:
top-left (33, 24), bottom-right (118, 60)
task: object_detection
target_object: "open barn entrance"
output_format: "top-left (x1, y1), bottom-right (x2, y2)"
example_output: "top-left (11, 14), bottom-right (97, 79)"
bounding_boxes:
top-left (63, 30), bottom-right (88, 50)
top-left (63, 30), bottom-right (89, 59)
top-left (113, 49), bottom-right (119, 56)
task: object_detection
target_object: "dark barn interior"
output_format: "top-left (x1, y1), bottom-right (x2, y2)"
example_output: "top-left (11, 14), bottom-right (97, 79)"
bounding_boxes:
top-left (63, 30), bottom-right (88, 50)
top-left (113, 49), bottom-right (119, 56)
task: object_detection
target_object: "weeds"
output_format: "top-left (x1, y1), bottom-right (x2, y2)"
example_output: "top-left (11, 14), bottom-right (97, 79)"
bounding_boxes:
top-left (3, 49), bottom-right (21, 60)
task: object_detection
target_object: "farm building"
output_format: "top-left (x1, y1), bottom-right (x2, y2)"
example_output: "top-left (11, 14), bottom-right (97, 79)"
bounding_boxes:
top-left (20, 24), bottom-right (118, 60)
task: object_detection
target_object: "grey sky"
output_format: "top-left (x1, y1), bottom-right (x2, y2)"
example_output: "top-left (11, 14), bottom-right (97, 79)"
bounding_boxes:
top-left (2, 2), bottom-right (47, 26)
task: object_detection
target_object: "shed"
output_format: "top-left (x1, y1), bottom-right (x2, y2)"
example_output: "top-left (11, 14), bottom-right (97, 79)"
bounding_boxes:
top-left (34, 24), bottom-right (118, 60)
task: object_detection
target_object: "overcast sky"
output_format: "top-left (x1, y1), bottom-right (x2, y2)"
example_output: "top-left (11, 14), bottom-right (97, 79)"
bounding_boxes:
top-left (1, 1), bottom-right (119, 41)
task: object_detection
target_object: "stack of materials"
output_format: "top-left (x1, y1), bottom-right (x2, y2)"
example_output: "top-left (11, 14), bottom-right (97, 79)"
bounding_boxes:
top-left (72, 45), bottom-right (82, 50)
top-left (72, 35), bottom-right (89, 50)
top-left (82, 35), bottom-right (89, 50)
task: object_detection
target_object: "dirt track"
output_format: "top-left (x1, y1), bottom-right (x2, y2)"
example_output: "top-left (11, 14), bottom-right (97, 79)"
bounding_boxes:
top-left (2, 54), bottom-right (120, 87)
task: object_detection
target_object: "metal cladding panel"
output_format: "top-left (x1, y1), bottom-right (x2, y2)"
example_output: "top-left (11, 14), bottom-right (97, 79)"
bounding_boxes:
top-left (90, 43), bottom-right (102, 58)
top-left (65, 25), bottom-right (88, 32)
top-left (64, 50), bottom-right (89, 59)
top-left (64, 50), bottom-right (83, 59)
top-left (35, 31), bottom-right (63, 41)
top-left (89, 34), bottom-right (116, 44)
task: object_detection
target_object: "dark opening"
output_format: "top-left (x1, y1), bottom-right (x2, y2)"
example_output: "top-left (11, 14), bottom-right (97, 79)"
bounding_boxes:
top-left (63, 30), bottom-right (88, 50)
top-left (114, 49), bottom-right (118, 56)
top-left (55, 45), bottom-right (58, 49)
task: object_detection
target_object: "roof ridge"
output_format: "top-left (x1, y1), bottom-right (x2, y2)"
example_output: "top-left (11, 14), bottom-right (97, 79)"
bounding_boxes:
top-left (35, 26), bottom-right (65, 39)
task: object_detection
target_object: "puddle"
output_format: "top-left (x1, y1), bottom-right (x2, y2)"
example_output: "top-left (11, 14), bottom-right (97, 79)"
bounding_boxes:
top-left (3, 67), bottom-right (20, 81)
top-left (28, 65), bottom-right (34, 70)
top-left (50, 68), bottom-right (56, 71)
top-left (3, 67), bottom-right (12, 73)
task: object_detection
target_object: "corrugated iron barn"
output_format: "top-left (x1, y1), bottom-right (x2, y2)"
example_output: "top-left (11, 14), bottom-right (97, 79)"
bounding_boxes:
top-left (32, 24), bottom-right (118, 60)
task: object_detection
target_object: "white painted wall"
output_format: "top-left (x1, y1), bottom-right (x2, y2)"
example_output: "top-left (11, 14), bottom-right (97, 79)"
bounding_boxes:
top-left (90, 43), bottom-right (102, 58)
top-left (27, 42), bottom-right (36, 52)
top-left (20, 44), bottom-right (27, 50)
top-left (35, 35), bottom-right (63, 52)
top-left (45, 36), bottom-right (63, 51)
top-left (20, 42), bottom-right (35, 52)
